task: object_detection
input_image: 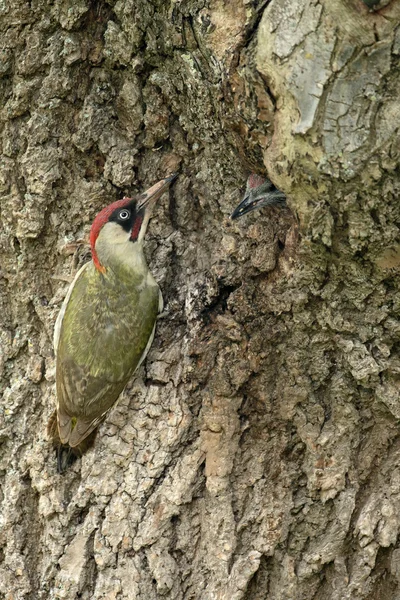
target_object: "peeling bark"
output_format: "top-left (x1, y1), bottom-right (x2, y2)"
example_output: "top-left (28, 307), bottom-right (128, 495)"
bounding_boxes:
top-left (1, 0), bottom-right (400, 599)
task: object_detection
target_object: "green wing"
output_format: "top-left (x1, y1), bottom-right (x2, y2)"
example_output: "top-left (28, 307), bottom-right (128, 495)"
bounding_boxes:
top-left (56, 262), bottom-right (160, 447)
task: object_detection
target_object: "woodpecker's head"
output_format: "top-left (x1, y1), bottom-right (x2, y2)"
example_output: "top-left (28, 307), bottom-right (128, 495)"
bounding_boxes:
top-left (231, 174), bottom-right (286, 220)
top-left (89, 174), bottom-right (177, 273)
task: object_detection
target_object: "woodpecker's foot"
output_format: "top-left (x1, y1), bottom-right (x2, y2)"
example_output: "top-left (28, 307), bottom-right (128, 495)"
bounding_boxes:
top-left (48, 410), bottom-right (98, 473)
top-left (56, 445), bottom-right (78, 474)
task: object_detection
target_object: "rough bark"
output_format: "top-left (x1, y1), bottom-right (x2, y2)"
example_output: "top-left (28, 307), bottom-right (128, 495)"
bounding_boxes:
top-left (1, 0), bottom-right (400, 599)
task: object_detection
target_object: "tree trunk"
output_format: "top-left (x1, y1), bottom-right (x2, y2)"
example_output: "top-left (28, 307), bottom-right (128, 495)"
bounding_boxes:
top-left (1, 0), bottom-right (400, 598)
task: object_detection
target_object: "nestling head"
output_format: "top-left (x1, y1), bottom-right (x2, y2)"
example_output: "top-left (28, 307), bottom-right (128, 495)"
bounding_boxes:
top-left (231, 174), bottom-right (286, 220)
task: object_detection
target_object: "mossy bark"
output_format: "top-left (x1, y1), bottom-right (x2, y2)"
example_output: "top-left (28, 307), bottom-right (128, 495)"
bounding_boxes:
top-left (1, 1), bottom-right (400, 598)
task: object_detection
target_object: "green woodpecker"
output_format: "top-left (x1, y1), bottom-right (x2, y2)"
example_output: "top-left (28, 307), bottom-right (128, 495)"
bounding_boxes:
top-left (48, 174), bottom-right (177, 472)
top-left (231, 174), bottom-right (286, 219)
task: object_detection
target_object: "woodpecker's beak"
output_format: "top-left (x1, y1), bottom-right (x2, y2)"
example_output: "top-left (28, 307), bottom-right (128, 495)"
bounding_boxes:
top-left (136, 174), bottom-right (177, 242)
top-left (231, 186), bottom-right (286, 220)
top-left (137, 174), bottom-right (178, 212)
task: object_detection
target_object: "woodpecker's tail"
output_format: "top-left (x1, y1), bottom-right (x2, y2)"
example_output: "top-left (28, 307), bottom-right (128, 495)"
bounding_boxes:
top-left (47, 410), bottom-right (98, 474)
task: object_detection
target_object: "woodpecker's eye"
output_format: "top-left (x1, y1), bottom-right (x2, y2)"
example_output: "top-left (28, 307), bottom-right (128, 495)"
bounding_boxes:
top-left (119, 209), bottom-right (131, 220)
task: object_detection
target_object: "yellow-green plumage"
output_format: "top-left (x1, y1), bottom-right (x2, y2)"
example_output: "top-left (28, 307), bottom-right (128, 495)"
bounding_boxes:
top-left (56, 260), bottom-right (160, 448)
top-left (49, 175), bottom-right (176, 472)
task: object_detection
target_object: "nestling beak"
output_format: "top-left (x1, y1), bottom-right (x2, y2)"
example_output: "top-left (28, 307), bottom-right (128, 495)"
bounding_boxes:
top-left (137, 173), bottom-right (178, 213)
top-left (231, 180), bottom-right (286, 220)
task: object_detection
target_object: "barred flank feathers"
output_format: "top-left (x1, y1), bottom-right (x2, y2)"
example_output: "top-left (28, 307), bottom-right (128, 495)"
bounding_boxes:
top-left (47, 410), bottom-right (98, 474)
